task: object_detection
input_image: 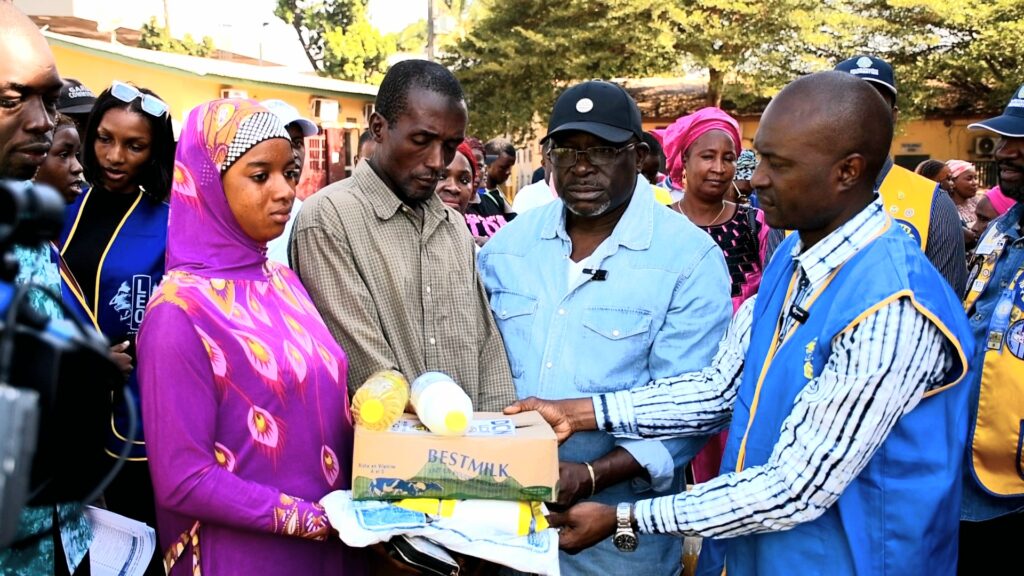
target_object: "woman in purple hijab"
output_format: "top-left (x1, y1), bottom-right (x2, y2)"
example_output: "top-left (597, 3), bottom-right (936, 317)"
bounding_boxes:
top-left (137, 99), bottom-right (360, 575)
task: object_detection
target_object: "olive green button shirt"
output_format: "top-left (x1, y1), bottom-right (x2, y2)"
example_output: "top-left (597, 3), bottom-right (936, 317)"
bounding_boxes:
top-left (290, 161), bottom-right (516, 411)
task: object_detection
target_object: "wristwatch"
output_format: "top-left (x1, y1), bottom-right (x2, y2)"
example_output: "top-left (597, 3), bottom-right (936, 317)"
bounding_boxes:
top-left (612, 502), bottom-right (638, 552)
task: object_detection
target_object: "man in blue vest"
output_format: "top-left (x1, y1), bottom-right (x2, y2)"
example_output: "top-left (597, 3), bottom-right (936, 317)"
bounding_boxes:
top-left (507, 71), bottom-right (975, 575)
top-left (836, 54), bottom-right (968, 295)
top-left (958, 83), bottom-right (1024, 573)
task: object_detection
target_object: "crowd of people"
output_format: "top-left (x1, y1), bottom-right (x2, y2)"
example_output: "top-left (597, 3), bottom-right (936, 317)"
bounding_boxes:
top-left (1, 1), bottom-right (1023, 575)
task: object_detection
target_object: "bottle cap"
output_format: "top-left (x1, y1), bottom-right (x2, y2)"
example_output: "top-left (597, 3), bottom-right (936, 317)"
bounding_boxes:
top-left (444, 411), bottom-right (469, 434)
top-left (360, 398), bottom-right (384, 425)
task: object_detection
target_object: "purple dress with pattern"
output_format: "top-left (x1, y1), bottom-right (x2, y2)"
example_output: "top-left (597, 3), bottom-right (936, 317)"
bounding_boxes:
top-left (137, 99), bottom-right (362, 575)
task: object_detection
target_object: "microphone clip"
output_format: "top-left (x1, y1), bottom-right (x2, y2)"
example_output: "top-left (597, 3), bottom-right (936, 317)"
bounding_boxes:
top-left (583, 268), bottom-right (608, 281)
top-left (789, 304), bottom-right (810, 324)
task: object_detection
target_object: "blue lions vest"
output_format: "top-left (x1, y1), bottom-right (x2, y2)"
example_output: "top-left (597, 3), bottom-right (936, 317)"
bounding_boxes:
top-left (718, 222), bottom-right (973, 575)
top-left (60, 189), bottom-right (168, 460)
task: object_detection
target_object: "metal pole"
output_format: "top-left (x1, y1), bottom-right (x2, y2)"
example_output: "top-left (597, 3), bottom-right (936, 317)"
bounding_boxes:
top-left (427, 0), bottom-right (435, 62)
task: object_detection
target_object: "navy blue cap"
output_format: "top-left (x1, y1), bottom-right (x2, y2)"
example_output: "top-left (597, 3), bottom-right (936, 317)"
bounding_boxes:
top-left (835, 55), bottom-right (897, 100)
top-left (542, 80), bottom-right (643, 145)
top-left (969, 83), bottom-right (1024, 137)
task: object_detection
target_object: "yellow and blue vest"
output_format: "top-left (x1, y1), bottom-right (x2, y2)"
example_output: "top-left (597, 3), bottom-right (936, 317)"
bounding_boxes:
top-left (878, 164), bottom-right (936, 250)
top-left (961, 204), bottom-right (1024, 521)
top-left (719, 223), bottom-right (972, 575)
top-left (59, 189), bottom-right (168, 460)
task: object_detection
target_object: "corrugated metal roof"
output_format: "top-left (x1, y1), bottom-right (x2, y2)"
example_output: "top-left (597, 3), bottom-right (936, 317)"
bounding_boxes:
top-left (44, 30), bottom-right (378, 100)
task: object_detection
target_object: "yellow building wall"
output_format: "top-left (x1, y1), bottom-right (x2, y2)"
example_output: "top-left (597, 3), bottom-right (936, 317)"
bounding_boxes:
top-left (48, 44), bottom-right (370, 129)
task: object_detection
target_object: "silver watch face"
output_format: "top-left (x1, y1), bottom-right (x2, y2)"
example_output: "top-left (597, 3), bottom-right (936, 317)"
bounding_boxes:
top-left (613, 531), bottom-right (638, 552)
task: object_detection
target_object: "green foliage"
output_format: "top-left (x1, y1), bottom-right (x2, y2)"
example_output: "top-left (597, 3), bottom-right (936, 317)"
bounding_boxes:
top-left (447, 0), bottom-right (683, 142)
top-left (449, 0), bottom-right (1020, 140)
top-left (394, 20), bottom-right (427, 54)
top-left (275, 0), bottom-right (396, 84)
top-left (837, 0), bottom-right (1024, 118)
top-left (138, 17), bottom-right (216, 58)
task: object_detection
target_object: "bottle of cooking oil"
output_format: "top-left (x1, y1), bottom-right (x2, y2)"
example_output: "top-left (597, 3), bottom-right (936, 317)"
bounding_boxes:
top-left (351, 369), bottom-right (410, 430)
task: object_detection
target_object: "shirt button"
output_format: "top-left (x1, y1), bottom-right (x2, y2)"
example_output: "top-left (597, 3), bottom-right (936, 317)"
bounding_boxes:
top-left (612, 329), bottom-right (620, 337)
top-left (429, 337), bottom-right (436, 345)
top-left (426, 286), bottom-right (432, 293)
top-left (546, 362), bottom-right (553, 369)
top-left (973, 313), bottom-right (985, 321)
top-left (558, 308), bottom-right (566, 316)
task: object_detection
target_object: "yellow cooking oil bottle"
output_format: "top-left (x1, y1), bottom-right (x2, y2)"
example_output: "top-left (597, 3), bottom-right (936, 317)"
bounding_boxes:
top-left (351, 369), bottom-right (410, 430)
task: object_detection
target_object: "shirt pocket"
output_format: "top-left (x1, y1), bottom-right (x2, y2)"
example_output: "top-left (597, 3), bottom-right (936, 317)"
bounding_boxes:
top-left (575, 307), bottom-right (652, 393)
top-left (489, 291), bottom-right (538, 378)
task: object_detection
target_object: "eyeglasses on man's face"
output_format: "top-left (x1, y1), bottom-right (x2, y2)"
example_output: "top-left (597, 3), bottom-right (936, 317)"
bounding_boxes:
top-left (548, 143), bottom-right (636, 168)
top-left (110, 81), bottom-right (169, 118)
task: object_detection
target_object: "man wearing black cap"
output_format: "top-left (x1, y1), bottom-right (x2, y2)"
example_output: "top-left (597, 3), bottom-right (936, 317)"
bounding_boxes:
top-left (957, 83), bottom-right (1024, 573)
top-left (479, 80), bottom-right (732, 575)
top-left (836, 55), bottom-right (968, 296)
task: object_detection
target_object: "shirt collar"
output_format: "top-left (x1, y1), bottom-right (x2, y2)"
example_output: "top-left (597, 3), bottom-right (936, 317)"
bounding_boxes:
top-left (541, 176), bottom-right (654, 251)
top-left (874, 156), bottom-right (894, 190)
top-left (354, 160), bottom-right (449, 223)
top-left (790, 196), bottom-right (888, 287)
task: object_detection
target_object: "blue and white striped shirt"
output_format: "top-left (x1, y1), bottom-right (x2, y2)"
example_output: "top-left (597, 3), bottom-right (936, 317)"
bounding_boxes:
top-left (595, 197), bottom-right (953, 537)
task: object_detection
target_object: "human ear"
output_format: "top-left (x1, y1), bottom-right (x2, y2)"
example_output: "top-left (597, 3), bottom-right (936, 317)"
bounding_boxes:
top-left (368, 111), bottom-right (388, 143)
top-left (634, 143), bottom-right (649, 173)
top-left (835, 153), bottom-right (867, 192)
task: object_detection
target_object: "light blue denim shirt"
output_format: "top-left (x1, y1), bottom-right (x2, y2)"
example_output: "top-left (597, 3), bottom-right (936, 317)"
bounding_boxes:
top-left (479, 179), bottom-right (732, 575)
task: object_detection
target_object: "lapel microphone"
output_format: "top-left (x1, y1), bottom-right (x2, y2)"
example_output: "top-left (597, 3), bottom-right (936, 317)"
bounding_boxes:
top-left (583, 268), bottom-right (608, 281)
top-left (789, 304), bottom-right (810, 324)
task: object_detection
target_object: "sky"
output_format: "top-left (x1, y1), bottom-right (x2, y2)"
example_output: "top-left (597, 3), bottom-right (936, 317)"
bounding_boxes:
top-left (368, 0), bottom-right (429, 34)
top-left (21, 0), bottom-right (429, 71)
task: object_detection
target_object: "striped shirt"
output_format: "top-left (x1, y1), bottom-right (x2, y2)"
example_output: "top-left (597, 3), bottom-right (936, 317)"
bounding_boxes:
top-left (596, 197), bottom-right (953, 537)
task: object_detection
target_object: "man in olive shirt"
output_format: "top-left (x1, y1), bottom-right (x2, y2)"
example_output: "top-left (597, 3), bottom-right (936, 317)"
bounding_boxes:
top-left (290, 59), bottom-right (516, 411)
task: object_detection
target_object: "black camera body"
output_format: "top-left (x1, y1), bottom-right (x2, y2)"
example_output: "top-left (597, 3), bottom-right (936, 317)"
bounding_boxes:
top-left (0, 179), bottom-right (125, 548)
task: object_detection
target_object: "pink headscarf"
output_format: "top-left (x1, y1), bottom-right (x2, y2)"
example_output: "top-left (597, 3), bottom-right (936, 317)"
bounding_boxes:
top-left (986, 185), bottom-right (1017, 216)
top-left (946, 159), bottom-right (975, 179)
top-left (656, 107), bottom-right (741, 185)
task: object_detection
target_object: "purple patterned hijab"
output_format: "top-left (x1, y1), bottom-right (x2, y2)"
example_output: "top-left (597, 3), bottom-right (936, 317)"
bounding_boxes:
top-left (140, 99), bottom-right (355, 574)
top-left (166, 99), bottom-right (290, 279)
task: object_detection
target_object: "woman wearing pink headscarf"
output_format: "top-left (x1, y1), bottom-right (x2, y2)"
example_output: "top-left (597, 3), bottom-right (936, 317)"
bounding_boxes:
top-left (946, 159), bottom-right (981, 249)
top-left (971, 185), bottom-right (1018, 241)
top-left (662, 107), bottom-right (770, 314)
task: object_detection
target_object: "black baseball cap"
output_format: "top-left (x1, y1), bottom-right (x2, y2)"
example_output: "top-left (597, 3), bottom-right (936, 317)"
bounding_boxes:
top-left (835, 55), bottom-right (897, 100)
top-left (57, 78), bottom-right (96, 115)
top-left (541, 80), bottom-right (643, 145)
top-left (969, 83), bottom-right (1024, 137)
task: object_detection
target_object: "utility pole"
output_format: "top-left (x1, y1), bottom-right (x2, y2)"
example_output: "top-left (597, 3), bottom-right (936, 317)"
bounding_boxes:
top-left (426, 0), bottom-right (435, 62)
top-left (163, 0), bottom-right (171, 35)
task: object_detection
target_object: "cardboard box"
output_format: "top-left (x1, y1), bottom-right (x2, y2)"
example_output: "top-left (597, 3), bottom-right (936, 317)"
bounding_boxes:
top-left (352, 411), bottom-right (559, 503)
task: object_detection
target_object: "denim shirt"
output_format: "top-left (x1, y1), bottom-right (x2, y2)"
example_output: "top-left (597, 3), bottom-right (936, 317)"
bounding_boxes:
top-left (479, 180), bottom-right (732, 574)
top-left (962, 203), bottom-right (1024, 521)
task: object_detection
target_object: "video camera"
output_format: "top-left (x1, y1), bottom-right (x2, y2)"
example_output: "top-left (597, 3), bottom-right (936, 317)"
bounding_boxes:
top-left (0, 179), bottom-right (128, 548)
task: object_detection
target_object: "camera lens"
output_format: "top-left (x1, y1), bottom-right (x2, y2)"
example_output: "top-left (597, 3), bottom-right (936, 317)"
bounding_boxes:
top-left (0, 179), bottom-right (66, 249)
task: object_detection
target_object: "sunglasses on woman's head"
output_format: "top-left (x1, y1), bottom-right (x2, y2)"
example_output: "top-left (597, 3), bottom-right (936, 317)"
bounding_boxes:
top-left (110, 81), bottom-right (169, 118)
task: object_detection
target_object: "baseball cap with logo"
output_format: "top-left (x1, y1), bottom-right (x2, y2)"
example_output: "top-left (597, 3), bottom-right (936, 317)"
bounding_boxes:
top-left (259, 99), bottom-right (319, 137)
top-left (541, 80), bottom-right (643, 145)
top-left (57, 78), bottom-right (96, 115)
top-left (968, 83), bottom-right (1024, 137)
top-left (835, 55), bottom-right (897, 100)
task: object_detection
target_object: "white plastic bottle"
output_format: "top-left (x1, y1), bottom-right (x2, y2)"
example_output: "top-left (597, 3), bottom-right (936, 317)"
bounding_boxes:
top-left (410, 371), bottom-right (474, 436)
